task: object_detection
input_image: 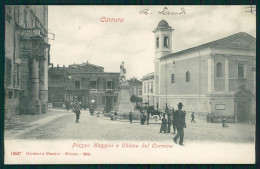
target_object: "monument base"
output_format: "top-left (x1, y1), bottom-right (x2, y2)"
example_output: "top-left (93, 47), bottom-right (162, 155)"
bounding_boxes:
top-left (115, 82), bottom-right (135, 114)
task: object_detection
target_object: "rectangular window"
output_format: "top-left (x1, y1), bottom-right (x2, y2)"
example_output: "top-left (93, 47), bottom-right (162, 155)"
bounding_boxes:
top-left (144, 83), bottom-right (146, 94)
top-left (17, 64), bottom-right (20, 85)
top-left (238, 63), bottom-right (245, 78)
top-left (31, 11), bottom-right (34, 27)
top-left (5, 6), bottom-right (11, 15)
top-left (24, 9), bottom-right (27, 27)
top-left (151, 82), bottom-right (153, 93)
top-left (5, 6), bottom-right (12, 24)
top-left (102, 96), bottom-right (105, 104)
top-left (5, 58), bottom-right (12, 87)
top-left (106, 81), bottom-right (112, 89)
top-left (90, 80), bottom-right (97, 89)
top-left (75, 80), bottom-right (80, 89)
top-left (18, 6), bottom-right (20, 23)
top-left (138, 89), bottom-right (142, 96)
top-left (8, 90), bottom-right (13, 99)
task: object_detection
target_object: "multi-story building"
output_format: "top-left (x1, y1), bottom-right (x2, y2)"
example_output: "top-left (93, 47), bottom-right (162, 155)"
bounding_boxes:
top-left (48, 62), bottom-right (120, 112)
top-left (142, 73), bottom-right (154, 107)
top-left (149, 20), bottom-right (256, 122)
top-left (5, 5), bottom-right (50, 118)
top-left (128, 77), bottom-right (142, 98)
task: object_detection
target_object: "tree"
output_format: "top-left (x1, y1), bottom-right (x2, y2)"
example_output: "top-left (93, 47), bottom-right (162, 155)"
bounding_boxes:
top-left (130, 95), bottom-right (143, 103)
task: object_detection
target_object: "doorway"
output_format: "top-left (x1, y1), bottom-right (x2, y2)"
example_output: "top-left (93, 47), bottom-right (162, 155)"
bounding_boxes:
top-left (237, 101), bottom-right (249, 122)
top-left (106, 96), bottom-right (114, 112)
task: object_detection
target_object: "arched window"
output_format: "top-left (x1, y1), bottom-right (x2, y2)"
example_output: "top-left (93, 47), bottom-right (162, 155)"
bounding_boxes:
top-left (171, 74), bottom-right (175, 83)
top-left (186, 71), bottom-right (190, 82)
top-left (216, 63), bottom-right (222, 77)
top-left (156, 76), bottom-right (159, 84)
top-left (156, 37), bottom-right (159, 48)
top-left (164, 36), bottom-right (169, 48)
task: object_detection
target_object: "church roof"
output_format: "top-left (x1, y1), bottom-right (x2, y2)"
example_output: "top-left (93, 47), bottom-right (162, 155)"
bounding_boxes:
top-left (153, 20), bottom-right (173, 32)
top-left (158, 20), bottom-right (169, 28)
top-left (160, 32), bottom-right (256, 60)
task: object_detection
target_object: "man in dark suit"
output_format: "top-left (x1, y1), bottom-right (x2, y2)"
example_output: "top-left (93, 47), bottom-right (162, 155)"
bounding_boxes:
top-left (74, 102), bottom-right (81, 123)
top-left (173, 102), bottom-right (186, 146)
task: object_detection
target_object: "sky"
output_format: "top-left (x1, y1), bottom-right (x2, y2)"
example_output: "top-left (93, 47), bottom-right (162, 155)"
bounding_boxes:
top-left (48, 5), bottom-right (256, 80)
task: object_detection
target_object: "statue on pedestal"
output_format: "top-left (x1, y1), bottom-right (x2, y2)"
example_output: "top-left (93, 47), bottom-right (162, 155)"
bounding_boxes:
top-left (119, 61), bottom-right (127, 84)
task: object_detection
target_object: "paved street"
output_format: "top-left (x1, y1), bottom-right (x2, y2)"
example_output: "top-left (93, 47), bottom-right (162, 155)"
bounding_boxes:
top-left (5, 109), bottom-right (255, 143)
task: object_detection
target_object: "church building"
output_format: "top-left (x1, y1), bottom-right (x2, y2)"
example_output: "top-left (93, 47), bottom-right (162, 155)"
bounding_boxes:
top-left (149, 20), bottom-right (256, 122)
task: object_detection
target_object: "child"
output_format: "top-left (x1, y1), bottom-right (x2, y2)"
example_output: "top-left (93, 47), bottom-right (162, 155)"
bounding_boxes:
top-left (222, 117), bottom-right (228, 127)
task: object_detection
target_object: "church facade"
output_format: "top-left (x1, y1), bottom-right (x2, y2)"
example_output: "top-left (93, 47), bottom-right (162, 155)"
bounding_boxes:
top-left (150, 20), bottom-right (256, 122)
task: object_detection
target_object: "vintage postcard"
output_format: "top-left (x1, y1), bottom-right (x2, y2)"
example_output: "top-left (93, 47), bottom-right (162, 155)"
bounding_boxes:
top-left (4, 5), bottom-right (256, 164)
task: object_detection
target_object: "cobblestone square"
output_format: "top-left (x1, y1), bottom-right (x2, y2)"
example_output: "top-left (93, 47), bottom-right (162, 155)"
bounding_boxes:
top-left (5, 109), bottom-right (255, 144)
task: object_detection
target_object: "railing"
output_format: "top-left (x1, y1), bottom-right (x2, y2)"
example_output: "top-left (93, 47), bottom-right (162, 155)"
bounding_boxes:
top-left (20, 28), bottom-right (41, 38)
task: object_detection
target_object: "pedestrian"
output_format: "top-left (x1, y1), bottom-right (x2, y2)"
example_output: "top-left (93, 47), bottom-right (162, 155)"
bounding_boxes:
top-left (129, 112), bottom-right (133, 124)
top-left (172, 108), bottom-right (176, 134)
top-left (222, 117), bottom-right (228, 127)
top-left (114, 111), bottom-right (118, 120)
top-left (146, 110), bottom-right (150, 125)
top-left (207, 113), bottom-right (210, 123)
top-left (141, 112), bottom-right (146, 125)
top-left (160, 114), bottom-right (167, 133)
top-left (191, 112), bottom-right (195, 123)
top-left (167, 114), bottom-right (171, 133)
top-left (74, 102), bottom-right (81, 123)
top-left (65, 101), bottom-right (70, 111)
top-left (173, 102), bottom-right (186, 146)
top-left (211, 113), bottom-right (215, 123)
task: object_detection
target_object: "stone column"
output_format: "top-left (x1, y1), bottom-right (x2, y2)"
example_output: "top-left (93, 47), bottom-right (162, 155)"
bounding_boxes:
top-left (225, 58), bottom-right (229, 92)
top-left (30, 57), bottom-right (41, 114)
top-left (39, 59), bottom-right (47, 113)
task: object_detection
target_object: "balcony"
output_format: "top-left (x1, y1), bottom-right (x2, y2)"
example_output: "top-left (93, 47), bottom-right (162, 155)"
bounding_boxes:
top-left (90, 89), bottom-right (97, 93)
top-left (20, 28), bottom-right (42, 38)
top-left (106, 89), bottom-right (113, 93)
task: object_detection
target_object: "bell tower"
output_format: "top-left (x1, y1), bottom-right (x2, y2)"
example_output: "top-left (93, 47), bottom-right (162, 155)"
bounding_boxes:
top-left (153, 20), bottom-right (173, 109)
top-left (153, 20), bottom-right (174, 60)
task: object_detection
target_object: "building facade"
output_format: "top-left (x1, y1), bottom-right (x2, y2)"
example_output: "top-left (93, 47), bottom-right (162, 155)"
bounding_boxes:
top-left (149, 20), bottom-right (256, 122)
top-left (5, 5), bottom-right (50, 118)
top-left (142, 72), bottom-right (155, 107)
top-left (128, 77), bottom-right (142, 97)
top-left (48, 62), bottom-right (120, 112)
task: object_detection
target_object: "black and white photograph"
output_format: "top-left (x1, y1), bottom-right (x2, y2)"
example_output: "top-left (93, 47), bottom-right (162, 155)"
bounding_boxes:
top-left (4, 5), bottom-right (256, 164)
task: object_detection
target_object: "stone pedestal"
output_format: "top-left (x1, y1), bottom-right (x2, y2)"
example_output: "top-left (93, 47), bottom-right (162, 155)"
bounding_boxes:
top-left (115, 82), bottom-right (135, 114)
